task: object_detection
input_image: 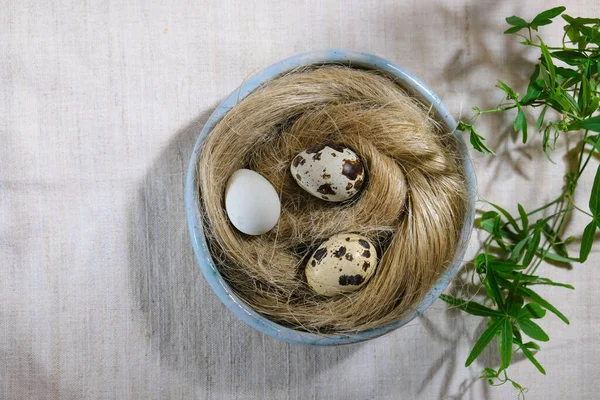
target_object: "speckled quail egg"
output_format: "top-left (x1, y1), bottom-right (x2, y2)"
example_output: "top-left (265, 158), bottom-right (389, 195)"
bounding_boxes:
top-left (290, 143), bottom-right (365, 202)
top-left (305, 233), bottom-right (378, 296)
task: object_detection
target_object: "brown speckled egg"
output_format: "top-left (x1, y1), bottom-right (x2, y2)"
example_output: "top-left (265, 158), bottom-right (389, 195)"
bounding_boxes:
top-left (290, 143), bottom-right (365, 202)
top-left (305, 233), bottom-right (378, 296)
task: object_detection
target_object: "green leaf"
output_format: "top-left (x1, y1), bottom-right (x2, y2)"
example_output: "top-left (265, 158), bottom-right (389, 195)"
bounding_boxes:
top-left (507, 296), bottom-right (525, 317)
top-left (478, 212), bottom-right (499, 234)
top-left (496, 80), bottom-right (518, 100)
top-left (481, 210), bottom-right (499, 220)
top-left (459, 122), bottom-right (496, 155)
top-left (551, 50), bottom-right (589, 66)
top-left (591, 77), bottom-right (598, 93)
top-left (487, 202), bottom-right (520, 233)
top-left (531, 20), bottom-right (553, 30)
top-left (519, 343), bottom-right (547, 375)
top-left (546, 89), bottom-right (576, 114)
top-left (485, 270), bottom-right (505, 311)
top-left (562, 14), bottom-right (600, 25)
top-left (561, 15), bottom-right (600, 48)
top-left (539, 38), bottom-right (556, 86)
top-left (511, 381), bottom-right (523, 390)
top-left (496, 270), bottom-right (539, 282)
top-left (519, 318), bottom-right (549, 341)
top-left (561, 89), bottom-right (580, 113)
top-left (564, 23), bottom-right (580, 44)
top-left (480, 367), bottom-right (498, 379)
top-left (518, 286), bottom-right (570, 324)
top-left (573, 16), bottom-right (600, 24)
top-left (531, 6), bottom-right (566, 30)
top-left (527, 303), bottom-right (547, 319)
top-left (555, 66), bottom-right (580, 79)
top-left (488, 261), bottom-right (526, 273)
top-left (571, 116), bottom-right (600, 132)
top-left (513, 107), bottom-right (528, 143)
top-left (504, 25), bottom-right (527, 34)
top-left (506, 271), bottom-right (522, 301)
top-left (439, 294), bottom-right (504, 317)
top-left (523, 223), bottom-right (542, 266)
top-left (509, 237), bottom-right (529, 262)
top-left (518, 204), bottom-right (529, 232)
top-left (580, 221), bottom-right (596, 262)
top-left (500, 318), bottom-right (513, 369)
top-left (587, 97), bottom-right (600, 117)
top-left (457, 121), bottom-right (470, 132)
top-left (564, 17), bottom-right (600, 46)
top-left (585, 135), bottom-right (600, 153)
top-left (491, 218), bottom-right (505, 249)
top-left (506, 15), bottom-right (528, 27)
top-left (527, 277), bottom-right (575, 290)
top-left (512, 324), bottom-right (523, 343)
top-left (536, 105), bottom-right (548, 132)
top-left (473, 253), bottom-right (492, 272)
top-left (579, 75), bottom-right (592, 116)
top-left (556, 66), bottom-right (581, 89)
top-left (522, 81), bottom-right (545, 105)
top-left (542, 125), bottom-right (555, 161)
top-left (590, 164), bottom-right (600, 215)
top-left (538, 63), bottom-right (551, 89)
top-left (536, 250), bottom-right (578, 263)
top-left (520, 65), bottom-right (545, 105)
top-left (470, 131), bottom-right (495, 154)
top-left (523, 341), bottom-right (541, 351)
top-left (518, 303), bottom-right (547, 319)
top-left (465, 317), bottom-right (505, 367)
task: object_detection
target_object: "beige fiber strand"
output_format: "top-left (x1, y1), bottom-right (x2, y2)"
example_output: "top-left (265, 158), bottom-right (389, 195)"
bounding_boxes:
top-left (196, 66), bottom-right (468, 333)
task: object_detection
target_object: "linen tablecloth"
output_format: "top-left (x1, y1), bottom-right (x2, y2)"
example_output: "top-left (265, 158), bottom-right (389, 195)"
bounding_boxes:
top-left (2, 1), bottom-right (599, 398)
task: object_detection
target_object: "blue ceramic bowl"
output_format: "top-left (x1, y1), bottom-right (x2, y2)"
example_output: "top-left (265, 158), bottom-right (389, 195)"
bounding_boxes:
top-left (185, 49), bottom-right (476, 345)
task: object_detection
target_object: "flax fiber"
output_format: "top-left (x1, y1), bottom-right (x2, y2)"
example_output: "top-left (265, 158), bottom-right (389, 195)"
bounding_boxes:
top-left (197, 66), bottom-right (468, 333)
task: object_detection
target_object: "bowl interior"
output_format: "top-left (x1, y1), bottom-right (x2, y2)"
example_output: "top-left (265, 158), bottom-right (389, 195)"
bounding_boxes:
top-left (185, 49), bottom-right (476, 345)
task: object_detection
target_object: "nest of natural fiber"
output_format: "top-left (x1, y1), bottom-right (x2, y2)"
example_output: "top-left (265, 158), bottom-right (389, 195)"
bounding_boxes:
top-left (196, 65), bottom-right (469, 333)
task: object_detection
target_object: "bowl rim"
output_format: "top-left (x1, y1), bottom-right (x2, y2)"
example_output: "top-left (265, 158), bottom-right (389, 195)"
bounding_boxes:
top-left (185, 49), bottom-right (476, 345)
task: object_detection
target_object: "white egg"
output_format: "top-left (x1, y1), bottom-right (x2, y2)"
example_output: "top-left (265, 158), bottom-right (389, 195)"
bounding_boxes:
top-left (305, 233), bottom-right (378, 296)
top-left (290, 144), bottom-right (365, 202)
top-left (225, 169), bottom-right (281, 235)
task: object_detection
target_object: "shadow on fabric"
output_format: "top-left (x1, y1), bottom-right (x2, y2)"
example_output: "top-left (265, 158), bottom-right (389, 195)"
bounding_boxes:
top-left (126, 107), bottom-right (361, 397)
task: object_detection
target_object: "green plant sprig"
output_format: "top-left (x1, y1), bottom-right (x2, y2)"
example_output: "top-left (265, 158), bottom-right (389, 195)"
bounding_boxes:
top-left (443, 6), bottom-right (600, 396)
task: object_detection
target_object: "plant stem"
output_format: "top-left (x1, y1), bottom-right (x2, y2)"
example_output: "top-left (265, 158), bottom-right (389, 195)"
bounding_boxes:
top-left (480, 106), bottom-right (518, 114)
top-left (574, 205), bottom-right (594, 217)
top-left (530, 200), bottom-right (568, 275)
top-left (526, 195), bottom-right (563, 216)
top-left (578, 148), bottom-right (595, 178)
top-left (576, 130), bottom-right (590, 176)
top-left (529, 129), bottom-right (591, 274)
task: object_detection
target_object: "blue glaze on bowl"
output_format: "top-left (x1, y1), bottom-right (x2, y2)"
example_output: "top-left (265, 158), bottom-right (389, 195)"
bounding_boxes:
top-left (185, 49), bottom-right (476, 345)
